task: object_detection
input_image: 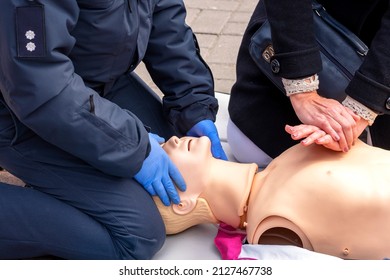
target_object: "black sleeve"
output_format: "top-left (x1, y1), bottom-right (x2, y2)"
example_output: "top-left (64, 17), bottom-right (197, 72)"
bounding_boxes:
top-left (346, 6), bottom-right (390, 114)
top-left (264, 0), bottom-right (322, 78)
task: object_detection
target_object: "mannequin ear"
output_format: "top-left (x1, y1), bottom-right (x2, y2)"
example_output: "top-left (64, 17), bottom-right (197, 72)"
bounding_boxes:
top-left (172, 197), bottom-right (197, 215)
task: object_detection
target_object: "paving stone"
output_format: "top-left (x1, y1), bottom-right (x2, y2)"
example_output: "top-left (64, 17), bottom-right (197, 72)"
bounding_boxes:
top-left (209, 63), bottom-right (236, 80)
top-left (191, 10), bottom-right (231, 34)
top-left (185, 8), bottom-right (201, 25)
top-left (229, 11), bottom-right (253, 23)
top-left (185, 0), bottom-right (240, 11)
top-left (214, 78), bottom-right (235, 94)
top-left (222, 22), bottom-right (248, 35)
top-left (206, 35), bottom-right (242, 64)
top-left (237, 0), bottom-right (258, 12)
top-left (194, 34), bottom-right (219, 50)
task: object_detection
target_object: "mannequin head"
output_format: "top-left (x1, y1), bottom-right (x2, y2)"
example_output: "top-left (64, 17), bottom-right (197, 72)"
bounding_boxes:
top-left (162, 136), bottom-right (214, 215)
top-left (155, 136), bottom-right (218, 234)
top-left (157, 136), bottom-right (257, 234)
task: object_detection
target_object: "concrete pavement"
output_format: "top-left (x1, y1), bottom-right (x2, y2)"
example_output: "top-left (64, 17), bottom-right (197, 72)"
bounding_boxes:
top-left (135, 0), bottom-right (257, 94)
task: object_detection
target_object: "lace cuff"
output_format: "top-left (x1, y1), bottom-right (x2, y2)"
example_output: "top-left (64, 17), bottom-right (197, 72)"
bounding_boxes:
top-left (282, 74), bottom-right (319, 97)
top-left (342, 96), bottom-right (378, 126)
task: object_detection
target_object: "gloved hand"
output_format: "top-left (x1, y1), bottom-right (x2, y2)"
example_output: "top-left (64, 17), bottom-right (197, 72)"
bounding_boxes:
top-left (187, 119), bottom-right (228, 160)
top-left (134, 133), bottom-right (186, 206)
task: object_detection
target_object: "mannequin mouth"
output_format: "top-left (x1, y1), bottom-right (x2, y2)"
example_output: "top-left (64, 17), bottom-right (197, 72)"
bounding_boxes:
top-left (187, 139), bottom-right (192, 151)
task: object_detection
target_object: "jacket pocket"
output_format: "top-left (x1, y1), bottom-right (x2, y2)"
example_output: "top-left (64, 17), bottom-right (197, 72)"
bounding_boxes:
top-left (77, 0), bottom-right (114, 9)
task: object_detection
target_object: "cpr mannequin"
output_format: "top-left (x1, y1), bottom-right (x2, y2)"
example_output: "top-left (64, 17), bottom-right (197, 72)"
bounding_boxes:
top-left (156, 134), bottom-right (390, 260)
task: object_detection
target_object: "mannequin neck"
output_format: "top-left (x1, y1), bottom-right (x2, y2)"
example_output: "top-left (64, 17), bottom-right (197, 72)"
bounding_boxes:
top-left (202, 159), bottom-right (258, 228)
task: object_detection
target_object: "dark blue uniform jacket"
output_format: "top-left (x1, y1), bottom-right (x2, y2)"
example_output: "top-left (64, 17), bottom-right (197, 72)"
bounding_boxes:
top-left (0, 0), bottom-right (218, 178)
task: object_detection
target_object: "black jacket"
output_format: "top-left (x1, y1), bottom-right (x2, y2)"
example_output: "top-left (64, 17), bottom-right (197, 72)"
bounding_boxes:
top-left (265, 0), bottom-right (390, 114)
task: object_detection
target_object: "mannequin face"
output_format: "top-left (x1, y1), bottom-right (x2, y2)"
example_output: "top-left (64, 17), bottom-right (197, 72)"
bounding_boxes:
top-left (162, 136), bottom-right (213, 180)
top-left (162, 136), bottom-right (213, 214)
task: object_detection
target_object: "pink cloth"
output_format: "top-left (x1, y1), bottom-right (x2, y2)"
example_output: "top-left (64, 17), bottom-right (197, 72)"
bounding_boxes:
top-left (214, 223), bottom-right (254, 260)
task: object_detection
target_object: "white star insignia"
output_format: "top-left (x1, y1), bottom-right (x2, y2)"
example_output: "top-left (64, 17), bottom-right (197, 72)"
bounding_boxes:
top-left (25, 30), bottom-right (36, 40)
top-left (26, 42), bottom-right (36, 52)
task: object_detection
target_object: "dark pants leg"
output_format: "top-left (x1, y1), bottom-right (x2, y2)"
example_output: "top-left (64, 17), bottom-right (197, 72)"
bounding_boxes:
top-left (0, 182), bottom-right (117, 259)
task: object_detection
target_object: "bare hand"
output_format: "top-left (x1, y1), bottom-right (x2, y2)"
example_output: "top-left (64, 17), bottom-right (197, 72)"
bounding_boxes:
top-left (285, 124), bottom-right (342, 151)
top-left (290, 91), bottom-right (360, 152)
top-left (285, 118), bottom-right (369, 152)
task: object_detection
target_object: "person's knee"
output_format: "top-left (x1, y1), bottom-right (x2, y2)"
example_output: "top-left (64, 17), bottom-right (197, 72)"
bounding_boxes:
top-left (135, 223), bottom-right (166, 260)
top-left (114, 213), bottom-right (166, 260)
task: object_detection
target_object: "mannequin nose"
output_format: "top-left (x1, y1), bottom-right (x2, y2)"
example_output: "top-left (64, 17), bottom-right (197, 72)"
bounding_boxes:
top-left (170, 136), bottom-right (180, 145)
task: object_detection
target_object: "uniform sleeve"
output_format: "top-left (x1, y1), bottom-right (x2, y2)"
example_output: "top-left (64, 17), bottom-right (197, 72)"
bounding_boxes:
top-left (0, 1), bottom-right (149, 178)
top-left (142, 0), bottom-right (219, 135)
top-left (264, 0), bottom-right (322, 78)
top-left (345, 7), bottom-right (390, 115)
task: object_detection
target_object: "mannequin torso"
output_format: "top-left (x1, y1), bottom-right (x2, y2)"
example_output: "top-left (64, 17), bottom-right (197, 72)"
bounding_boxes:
top-left (246, 140), bottom-right (390, 259)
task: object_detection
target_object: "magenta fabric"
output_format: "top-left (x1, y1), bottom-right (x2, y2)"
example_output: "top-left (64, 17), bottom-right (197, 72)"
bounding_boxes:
top-left (214, 223), bottom-right (252, 260)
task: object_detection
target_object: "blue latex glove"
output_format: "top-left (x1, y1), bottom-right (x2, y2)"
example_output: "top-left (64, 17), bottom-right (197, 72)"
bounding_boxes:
top-left (134, 133), bottom-right (186, 206)
top-left (187, 119), bottom-right (228, 160)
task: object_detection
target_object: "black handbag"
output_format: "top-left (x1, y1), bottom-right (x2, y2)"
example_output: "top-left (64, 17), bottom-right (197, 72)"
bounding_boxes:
top-left (249, 1), bottom-right (368, 102)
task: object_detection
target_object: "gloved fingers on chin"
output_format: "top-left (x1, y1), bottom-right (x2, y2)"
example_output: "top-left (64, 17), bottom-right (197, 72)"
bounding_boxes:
top-left (207, 130), bottom-right (219, 140)
top-left (211, 144), bottom-right (228, 161)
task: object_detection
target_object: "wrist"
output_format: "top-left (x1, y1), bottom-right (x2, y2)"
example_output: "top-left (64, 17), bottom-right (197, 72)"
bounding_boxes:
top-left (288, 90), bottom-right (317, 100)
top-left (282, 74), bottom-right (319, 97)
top-left (342, 96), bottom-right (378, 126)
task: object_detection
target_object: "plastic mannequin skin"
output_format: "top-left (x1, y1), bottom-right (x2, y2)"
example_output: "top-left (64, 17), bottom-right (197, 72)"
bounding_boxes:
top-left (156, 135), bottom-right (390, 260)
